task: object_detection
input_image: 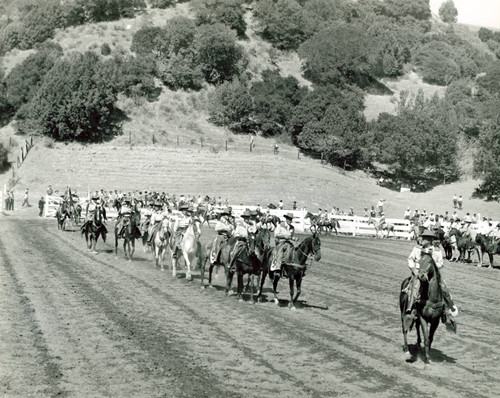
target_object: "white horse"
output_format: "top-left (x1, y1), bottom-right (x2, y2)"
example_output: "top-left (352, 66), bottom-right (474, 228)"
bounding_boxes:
top-left (170, 218), bottom-right (204, 281)
top-left (152, 218), bottom-right (170, 271)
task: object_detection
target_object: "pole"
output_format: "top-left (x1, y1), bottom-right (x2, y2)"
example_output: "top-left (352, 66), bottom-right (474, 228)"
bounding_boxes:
top-left (297, 150), bottom-right (300, 159)
top-left (177, 136), bottom-right (179, 146)
top-left (225, 140), bottom-right (227, 151)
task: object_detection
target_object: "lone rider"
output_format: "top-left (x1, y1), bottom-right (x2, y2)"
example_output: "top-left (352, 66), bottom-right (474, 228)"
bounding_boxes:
top-left (210, 207), bottom-right (234, 264)
top-left (404, 230), bottom-right (455, 324)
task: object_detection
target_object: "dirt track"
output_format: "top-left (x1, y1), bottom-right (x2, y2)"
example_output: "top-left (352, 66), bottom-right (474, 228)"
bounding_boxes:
top-left (1, 214), bottom-right (499, 397)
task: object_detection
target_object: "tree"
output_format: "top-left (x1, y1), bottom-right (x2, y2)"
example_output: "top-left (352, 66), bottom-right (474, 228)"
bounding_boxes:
top-left (0, 143), bottom-right (10, 172)
top-left (253, 0), bottom-right (310, 50)
top-left (25, 52), bottom-right (121, 142)
top-left (299, 22), bottom-right (376, 87)
top-left (150, 0), bottom-right (176, 8)
top-left (251, 70), bottom-right (307, 136)
top-left (413, 40), bottom-right (461, 85)
top-left (192, 0), bottom-right (246, 38)
top-left (439, 0), bottom-right (458, 23)
top-left (193, 23), bottom-right (247, 84)
top-left (477, 27), bottom-right (494, 42)
top-left (473, 125), bottom-right (500, 201)
top-left (208, 79), bottom-right (257, 133)
top-left (5, 42), bottom-right (63, 110)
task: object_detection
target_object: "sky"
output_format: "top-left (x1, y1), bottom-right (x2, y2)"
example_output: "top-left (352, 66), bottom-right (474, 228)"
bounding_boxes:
top-left (430, 0), bottom-right (500, 29)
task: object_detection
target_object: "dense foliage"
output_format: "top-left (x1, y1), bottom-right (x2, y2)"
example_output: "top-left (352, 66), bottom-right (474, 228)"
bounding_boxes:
top-left (0, 143), bottom-right (10, 172)
top-left (439, 0), bottom-right (458, 23)
top-left (192, 0), bottom-right (246, 38)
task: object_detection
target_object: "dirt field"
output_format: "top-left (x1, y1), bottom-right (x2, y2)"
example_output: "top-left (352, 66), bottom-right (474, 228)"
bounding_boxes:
top-left (1, 211), bottom-right (499, 397)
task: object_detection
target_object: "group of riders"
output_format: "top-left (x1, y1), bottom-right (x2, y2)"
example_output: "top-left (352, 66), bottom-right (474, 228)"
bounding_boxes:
top-left (73, 192), bottom-right (299, 275)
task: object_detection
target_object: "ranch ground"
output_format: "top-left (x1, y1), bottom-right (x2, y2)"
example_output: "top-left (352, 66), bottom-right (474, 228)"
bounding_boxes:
top-left (1, 207), bottom-right (499, 397)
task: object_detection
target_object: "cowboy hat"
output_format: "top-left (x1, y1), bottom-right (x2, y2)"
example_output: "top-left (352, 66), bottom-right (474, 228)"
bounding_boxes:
top-left (250, 209), bottom-right (258, 216)
top-left (241, 209), bottom-right (252, 218)
top-left (420, 230), bottom-right (436, 239)
top-left (284, 213), bottom-right (294, 220)
top-left (179, 203), bottom-right (189, 211)
top-left (221, 207), bottom-right (232, 215)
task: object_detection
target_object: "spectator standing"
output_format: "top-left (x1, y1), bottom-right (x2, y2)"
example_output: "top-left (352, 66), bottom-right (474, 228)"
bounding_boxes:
top-left (458, 195), bottom-right (463, 210)
top-left (363, 207), bottom-right (369, 217)
top-left (22, 188), bottom-right (30, 207)
top-left (9, 190), bottom-right (14, 210)
top-left (46, 185), bottom-right (53, 196)
top-left (404, 208), bottom-right (411, 220)
top-left (453, 194), bottom-right (457, 209)
top-left (370, 206), bottom-right (376, 218)
top-left (377, 199), bottom-right (385, 216)
top-left (38, 197), bottom-right (45, 217)
top-left (292, 201), bottom-right (297, 210)
top-left (278, 200), bottom-right (284, 210)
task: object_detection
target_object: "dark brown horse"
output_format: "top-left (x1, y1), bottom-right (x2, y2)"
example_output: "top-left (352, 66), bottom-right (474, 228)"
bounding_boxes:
top-left (114, 215), bottom-right (140, 260)
top-left (400, 260), bottom-right (458, 364)
top-left (305, 212), bottom-right (339, 235)
top-left (81, 206), bottom-right (107, 253)
top-left (448, 228), bottom-right (477, 262)
top-left (225, 228), bottom-right (272, 301)
top-left (257, 233), bottom-right (321, 310)
top-left (475, 234), bottom-right (500, 267)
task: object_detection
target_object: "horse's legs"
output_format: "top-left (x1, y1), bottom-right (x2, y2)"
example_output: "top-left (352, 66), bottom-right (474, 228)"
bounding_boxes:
top-left (225, 270), bottom-right (234, 296)
top-left (237, 269), bottom-right (244, 301)
top-left (250, 274), bottom-right (255, 303)
top-left (288, 275), bottom-right (295, 310)
top-left (428, 320), bottom-right (439, 352)
top-left (183, 250), bottom-right (192, 281)
top-left (402, 315), bottom-right (410, 357)
top-left (420, 320), bottom-right (431, 365)
top-left (115, 234), bottom-right (119, 258)
top-left (130, 239), bottom-right (135, 259)
top-left (293, 274), bottom-right (302, 303)
top-left (257, 269), bottom-right (267, 302)
top-left (272, 273), bottom-right (280, 304)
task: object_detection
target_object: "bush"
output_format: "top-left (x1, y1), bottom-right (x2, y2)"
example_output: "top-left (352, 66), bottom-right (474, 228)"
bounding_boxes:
top-left (24, 52), bottom-right (121, 142)
top-left (5, 42), bottom-right (63, 110)
top-left (131, 26), bottom-right (164, 55)
top-left (101, 43), bottom-right (111, 55)
top-left (251, 70), bottom-right (307, 136)
top-left (192, 0), bottom-right (246, 38)
top-left (150, 0), bottom-right (176, 8)
top-left (208, 79), bottom-right (256, 133)
top-left (413, 41), bottom-right (461, 85)
top-left (73, 0), bottom-right (146, 23)
top-left (299, 22), bottom-right (376, 87)
top-left (0, 143), bottom-right (10, 172)
top-left (253, 0), bottom-right (310, 50)
top-left (193, 23), bottom-right (247, 84)
top-left (115, 55), bottom-right (159, 100)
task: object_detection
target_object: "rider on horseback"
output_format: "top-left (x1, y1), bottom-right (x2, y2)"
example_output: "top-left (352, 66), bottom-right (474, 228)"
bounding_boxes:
top-left (117, 198), bottom-right (133, 239)
top-left (404, 230), bottom-right (455, 323)
top-left (272, 213), bottom-right (295, 274)
top-left (146, 201), bottom-right (164, 246)
top-left (210, 207), bottom-right (234, 264)
top-left (228, 210), bottom-right (254, 272)
top-left (171, 204), bottom-right (194, 259)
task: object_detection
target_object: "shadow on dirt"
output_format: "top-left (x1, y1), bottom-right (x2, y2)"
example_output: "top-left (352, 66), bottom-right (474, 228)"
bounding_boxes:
top-left (405, 344), bottom-right (457, 364)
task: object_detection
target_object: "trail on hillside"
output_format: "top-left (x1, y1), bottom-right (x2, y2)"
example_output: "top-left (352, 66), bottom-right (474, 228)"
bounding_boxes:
top-left (1, 217), bottom-right (499, 397)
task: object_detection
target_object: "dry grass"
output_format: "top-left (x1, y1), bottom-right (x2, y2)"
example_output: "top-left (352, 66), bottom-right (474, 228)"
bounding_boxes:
top-left (364, 71), bottom-right (447, 121)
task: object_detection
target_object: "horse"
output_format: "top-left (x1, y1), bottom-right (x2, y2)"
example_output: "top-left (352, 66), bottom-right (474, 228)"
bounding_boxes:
top-left (305, 212), bottom-right (339, 235)
top-left (399, 260), bottom-right (458, 364)
top-left (257, 233), bottom-right (321, 310)
top-left (201, 235), bottom-right (234, 289)
top-left (151, 218), bottom-right (171, 270)
top-left (225, 228), bottom-right (272, 301)
top-left (170, 217), bottom-right (204, 280)
top-left (81, 206), bottom-right (107, 253)
top-left (475, 234), bottom-right (500, 268)
top-left (448, 228), bottom-right (477, 262)
top-left (56, 201), bottom-right (70, 230)
top-left (114, 215), bottom-right (140, 261)
top-left (369, 217), bottom-right (395, 238)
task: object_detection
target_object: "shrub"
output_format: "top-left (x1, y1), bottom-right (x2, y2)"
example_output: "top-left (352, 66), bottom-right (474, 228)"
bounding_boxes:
top-left (25, 52), bottom-right (121, 142)
top-left (192, 0), bottom-right (247, 38)
top-left (251, 70), bottom-right (307, 136)
top-left (150, 0), bottom-right (176, 8)
top-left (5, 42), bottom-right (63, 110)
top-left (193, 23), bottom-right (247, 84)
top-left (0, 143), bottom-right (10, 172)
top-left (101, 43), bottom-right (111, 55)
top-left (131, 26), bottom-right (164, 55)
top-left (208, 79), bottom-right (256, 133)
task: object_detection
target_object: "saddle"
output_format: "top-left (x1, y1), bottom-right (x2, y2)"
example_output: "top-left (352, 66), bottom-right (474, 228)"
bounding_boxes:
top-left (210, 234), bottom-right (229, 264)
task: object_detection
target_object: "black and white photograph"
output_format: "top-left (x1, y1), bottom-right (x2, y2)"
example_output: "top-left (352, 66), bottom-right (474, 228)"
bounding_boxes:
top-left (0, 0), bottom-right (499, 396)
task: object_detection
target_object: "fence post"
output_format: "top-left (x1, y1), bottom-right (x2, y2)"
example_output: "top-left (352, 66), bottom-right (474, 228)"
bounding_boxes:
top-left (21, 148), bottom-right (24, 161)
top-left (353, 216), bottom-right (357, 237)
top-left (30, 136), bottom-right (33, 146)
top-left (200, 138), bottom-right (204, 148)
top-left (129, 131), bottom-right (131, 144)
top-left (152, 133), bottom-right (155, 144)
top-left (177, 136), bottom-right (179, 146)
top-left (297, 150), bottom-right (300, 159)
top-left (225, 140), bottom-right (227, 151)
